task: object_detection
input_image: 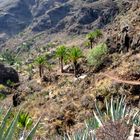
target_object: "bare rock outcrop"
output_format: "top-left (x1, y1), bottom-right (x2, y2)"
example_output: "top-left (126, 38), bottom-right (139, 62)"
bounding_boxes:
top-left (0, 63), bottom-right (19, 86)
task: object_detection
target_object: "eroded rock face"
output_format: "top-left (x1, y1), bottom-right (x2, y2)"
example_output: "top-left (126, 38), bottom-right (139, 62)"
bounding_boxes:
top-left (32, 0), bottom-right (119, 34)
top-left (0, 0), bottom-right (34, 36)
top-left (0, 0), bottom-right (119, 43)
top-left (0, 63), bottom-right (19, 86)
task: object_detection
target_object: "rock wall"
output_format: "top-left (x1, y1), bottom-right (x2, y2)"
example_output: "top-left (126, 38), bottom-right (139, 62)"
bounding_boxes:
top-left (0, 63), bottom-right (19, 86)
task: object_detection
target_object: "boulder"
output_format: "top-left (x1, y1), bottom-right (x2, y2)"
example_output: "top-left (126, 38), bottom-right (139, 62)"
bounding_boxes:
top-left (0, 63), bottom-right (19, 86)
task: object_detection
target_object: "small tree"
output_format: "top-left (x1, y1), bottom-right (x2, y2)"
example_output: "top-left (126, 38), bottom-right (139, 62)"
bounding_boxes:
top-left (26, 64), bottom-right (34, 80)
top-left (86, 29), bottom-right (102, 49)
top-left (55, 45), bottom-right (67, 73)
top-left (87, 43), bottom-right (108, 68)
top-left (35, 56), bottom-right (46, 78)
top-left (68, 47), bottom-right (83, 77)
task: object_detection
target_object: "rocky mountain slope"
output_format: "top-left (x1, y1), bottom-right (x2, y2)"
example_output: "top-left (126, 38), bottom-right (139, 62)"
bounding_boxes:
top-left (0, 0), bottom-right (140, 139)
top-left (0, 0), bottom-right (120, 45)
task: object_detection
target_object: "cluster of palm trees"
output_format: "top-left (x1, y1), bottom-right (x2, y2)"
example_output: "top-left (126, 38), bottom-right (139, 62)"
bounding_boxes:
top-left (56, 46), bottom-right (83, 77)
top-left (34, 29), bottom-right (103, 79)
top-left (35, 46), bottom-right (83, 78)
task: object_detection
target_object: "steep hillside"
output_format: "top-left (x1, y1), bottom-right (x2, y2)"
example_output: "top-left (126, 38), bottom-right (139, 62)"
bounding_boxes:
top-left (0, 0), bottom-right (34, 42)
top-left (0, 0), bottom-right (120, 45)
top-left (0, 0), bottom-right (140, 139)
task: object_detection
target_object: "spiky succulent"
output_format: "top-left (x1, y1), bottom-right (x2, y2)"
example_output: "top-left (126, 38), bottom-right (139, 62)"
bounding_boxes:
top-left (63, 96), bottom-right (140, 140)
top-left (0, 106), bottom-right (40, 140)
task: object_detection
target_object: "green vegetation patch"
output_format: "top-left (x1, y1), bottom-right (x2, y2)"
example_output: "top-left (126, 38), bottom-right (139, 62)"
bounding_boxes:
top-left (87, 43), bottom-right (108, 67)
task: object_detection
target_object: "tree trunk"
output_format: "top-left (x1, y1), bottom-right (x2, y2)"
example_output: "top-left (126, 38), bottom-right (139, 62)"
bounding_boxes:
top-left (41, 66), bottom-right (44, 77)
top-left (39, 65), bottom-right (42, 78)
top-left (74, 61), bottom-right (77, 77)
top-left (59, 58), bottom-right (60, 67)
top-left (60, 57), bottom-right (64, 73)
top-left (90, 40), bottom-right (93, 49)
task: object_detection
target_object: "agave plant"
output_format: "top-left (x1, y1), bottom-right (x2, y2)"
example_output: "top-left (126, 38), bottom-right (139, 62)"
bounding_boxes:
top-left (63, 130), bottom-right (96, 140)
top-left (0, 106), bottom-right (40, 140)
top-left (93, 96), bottom-right (140, 127)
top-left (17, 112), bottom-right (34, 139)
top-left (18, 112), bottom-right (33, 129)
top-left (63, 96), bottom-right (140, 140)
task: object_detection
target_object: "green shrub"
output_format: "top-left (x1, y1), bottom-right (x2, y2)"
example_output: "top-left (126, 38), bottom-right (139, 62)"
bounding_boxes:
top-left (0, 93), bottom-right (6, 100)
top-left (0, 50), bottom-right (16, 65)
top-left (17, 112), bottom-right (33, 129)
top-left (0, 49), bottom-right (21, 66)
top-left (0, 106), bottom-right (40, 140)
top-left (0, 84), bottom-right (7, 100)
top-left (87, 43), bottom-right (108, 67)
top-left (0, 84), bottom-right (6, 91)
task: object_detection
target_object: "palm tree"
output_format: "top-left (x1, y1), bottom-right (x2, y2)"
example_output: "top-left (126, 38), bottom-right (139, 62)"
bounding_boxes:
top-left (35, 56), bottom-right (46, 78)
top-left (68, 47), bottom-right (83, 77)
top-left (55, 45), bottom-right (67, 73)
top-left (86, 29), bottom-right (102, 49)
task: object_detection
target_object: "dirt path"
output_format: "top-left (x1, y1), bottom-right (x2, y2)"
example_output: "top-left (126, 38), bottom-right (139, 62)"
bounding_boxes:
top-left (100, 72), bottom-right (140, 85)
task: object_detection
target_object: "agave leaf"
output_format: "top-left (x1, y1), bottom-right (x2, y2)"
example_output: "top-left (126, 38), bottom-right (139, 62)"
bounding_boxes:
top-left (122, 104), bottom-right (127, 119)
top-left (110, 97), bottom-right (115, 122)
top-left (127, 110), bottom-right (134, 124)
top-left (0, 106), bottom-right (12, 140)
top-left (115, 98), bottom-right (120, 119)
top-left (93, 132), bottom-right (97, 140)
top-left (4, 109), bottom-right (20, 140)
top-left (127, 124), bottom-right (135, 140)
top-left (0, 106), bottom-right (3, 116)
top-left (131, 110), bottom-right (140, 125)
top-left (132, 110), bottom-right (139, 120)
top-left (93, 111), bottom-right (103, 127)
top-left (118, 96), bottom-right (123, 111)
top-left (26, 117), bottom-right (41, 140)
top-left (120, 96), bottom-right (127, 119)
top-left (105, 98), bottom-right (109, 115)
top-left (95, 102), bottom-right (103, 124)
top-left (122, 95), bottom-right (126, 103)
top-left (25, 117), bottom-right (33, 129)
top-left (66, 133), bottom-right (72, 140)
top-left (118, 96), bottom-right (126, 115)
top-left (82, 131), bottom-right (86, 140)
